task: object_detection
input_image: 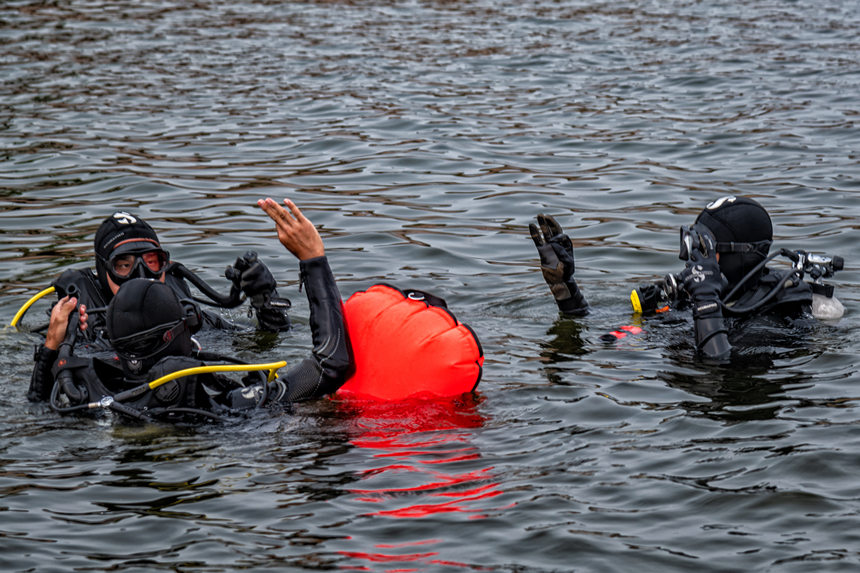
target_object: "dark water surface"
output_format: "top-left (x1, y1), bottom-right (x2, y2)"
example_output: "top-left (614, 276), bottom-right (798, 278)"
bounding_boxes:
top-left (2, 1), bottom-right (859, 571)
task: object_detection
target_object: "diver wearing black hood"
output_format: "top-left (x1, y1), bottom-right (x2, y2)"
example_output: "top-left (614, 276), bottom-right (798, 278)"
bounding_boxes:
top-left (531, 196), bottom-right (841, 362)
top-left (33, 279), bottom-right (223, 417)
top-left (44, 210), bottom-right (291, 350)
top-left (29, 199), bottom-right (354, 418)
top-left (695, 196), bottom-right (773, 295)
top-left (106, 279), bottom-right (196, 378)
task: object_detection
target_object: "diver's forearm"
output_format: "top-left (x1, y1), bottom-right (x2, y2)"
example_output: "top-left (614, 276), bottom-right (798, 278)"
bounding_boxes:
top-left (694, 315), bottom-right (731, 362)
top-left (283, 256), bottom-right (353, 401)
top-left (556, 278), bottom-right (589, 316)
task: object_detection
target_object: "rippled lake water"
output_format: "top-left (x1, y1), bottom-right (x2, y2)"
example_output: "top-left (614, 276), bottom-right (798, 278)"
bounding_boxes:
top-left (1, 1), bottom-right (859, 571)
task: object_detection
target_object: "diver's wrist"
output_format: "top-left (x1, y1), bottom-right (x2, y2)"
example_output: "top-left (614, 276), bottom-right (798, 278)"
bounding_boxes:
top-left (33, 343), bottom-right (59, 364)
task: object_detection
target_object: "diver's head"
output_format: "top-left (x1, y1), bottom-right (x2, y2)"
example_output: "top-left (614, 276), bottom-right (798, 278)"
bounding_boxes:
top-left (94, 212), bottom-right (170, 295)
top-left (693, 196), bottom-right (773, 292)
top-left (106, 278), bottom-right (193, 377)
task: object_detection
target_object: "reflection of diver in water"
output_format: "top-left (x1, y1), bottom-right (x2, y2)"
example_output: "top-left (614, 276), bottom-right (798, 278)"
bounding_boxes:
top-left (531, 196), bottom-right (845, 364)
top-left (540, 304), bottom-right (821, 422)
top-left (660, 362), bottom-right (804, 423)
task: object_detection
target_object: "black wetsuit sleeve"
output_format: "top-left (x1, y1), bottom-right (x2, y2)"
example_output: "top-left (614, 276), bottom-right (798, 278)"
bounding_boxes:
top-left (556, 278), bottom-right (589, 316)
top-left (29, 344), bottom-right (58, 402)
top-left (198, 308), bottom-right (244, 331)
top-left (280, 256), bottom-right (354, 402)
top-left (694, 311), bottom-right (731, 362)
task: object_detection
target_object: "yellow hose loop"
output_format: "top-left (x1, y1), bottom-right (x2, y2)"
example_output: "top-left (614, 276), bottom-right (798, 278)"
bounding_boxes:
top-left (147, 360), bottom-right (288, 390)
top-left (10, 286), bottom-right (56, 328)
top-left (630, 288), bottom-right (643, 314)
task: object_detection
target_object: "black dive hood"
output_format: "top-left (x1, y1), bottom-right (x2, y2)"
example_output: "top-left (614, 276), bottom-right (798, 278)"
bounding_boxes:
top-left (106, 278), bottom-right (193, 378)
top-left (94, 212), bottom-right (163, 295)
top-left (694, 196), bottom-right (773, 297)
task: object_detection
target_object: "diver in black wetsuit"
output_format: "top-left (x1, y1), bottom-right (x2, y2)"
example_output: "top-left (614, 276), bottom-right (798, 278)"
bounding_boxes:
top-left (530, 196), bottom-right (844, 362)
top-left (46, 208), bottom-right (292, 351)
top-left (28, 199), bottom-right (353, 420)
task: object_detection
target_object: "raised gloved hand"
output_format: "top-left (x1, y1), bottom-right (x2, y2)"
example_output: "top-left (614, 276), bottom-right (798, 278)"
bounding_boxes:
top-left (678, 223), bottom-right (731, 360)
top-left (679, 224), bottom-right (723, 318)
top-left (529, 214), bottom-right (588, 316)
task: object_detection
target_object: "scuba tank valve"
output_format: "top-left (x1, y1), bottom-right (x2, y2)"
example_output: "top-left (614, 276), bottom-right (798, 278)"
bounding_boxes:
top-left (789, 250), bottom-right (846, 320)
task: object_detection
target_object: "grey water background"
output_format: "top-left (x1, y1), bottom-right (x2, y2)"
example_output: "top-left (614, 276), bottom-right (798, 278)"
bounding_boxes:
top-left (1, 0), bottom-right (859, 571)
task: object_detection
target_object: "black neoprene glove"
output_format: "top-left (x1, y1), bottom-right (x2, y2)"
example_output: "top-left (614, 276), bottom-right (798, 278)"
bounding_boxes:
top-left (679, 224), bottom-right (730, 360)
top-left (529, 214), bottom-right (588, 316)
top-left (225, 252), bottom-right (276, 299)
top-left (680, 225), bottom-right (723, 318)
top-left (225, 252), bottom-right (291, 331)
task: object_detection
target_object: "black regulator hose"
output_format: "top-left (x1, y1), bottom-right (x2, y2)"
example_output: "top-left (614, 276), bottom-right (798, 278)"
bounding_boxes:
top-left (719, 248), bottom-right (803, 317)
top-left (51, 286), bottom-right (84, 411)
top-left (50, 380), bottom-right (90, 414)
top-left (167, 262), bottom-right (244, 308)
top-left (720, 250), bottom-right (784, 304)
top-left (721, 268), bottom-right (801, 316)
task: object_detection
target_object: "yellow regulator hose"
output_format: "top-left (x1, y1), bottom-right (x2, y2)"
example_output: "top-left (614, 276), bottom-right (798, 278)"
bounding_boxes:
top-left (90, 361), bottom-right (289, 410)
top-left (10, 286), bottom-right (56, 328)
top-left (147, 361), bottom-right (288, 390)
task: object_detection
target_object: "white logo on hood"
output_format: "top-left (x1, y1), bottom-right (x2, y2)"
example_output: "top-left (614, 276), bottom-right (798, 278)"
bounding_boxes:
top-left (706, 196), bottom-right (737, 210)
top-left (113, 212), bottom-right (138, 225)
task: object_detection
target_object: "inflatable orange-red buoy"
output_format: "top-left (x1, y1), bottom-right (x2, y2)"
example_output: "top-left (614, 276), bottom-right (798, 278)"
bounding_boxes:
top-left (337, 284), bottom-right (483, 400)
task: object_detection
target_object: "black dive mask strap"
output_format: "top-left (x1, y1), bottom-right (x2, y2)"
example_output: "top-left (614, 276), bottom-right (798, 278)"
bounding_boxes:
top-left (111, 319), bottom-right (188, 363)
top-left (714, 239), bottom-right (772, 256)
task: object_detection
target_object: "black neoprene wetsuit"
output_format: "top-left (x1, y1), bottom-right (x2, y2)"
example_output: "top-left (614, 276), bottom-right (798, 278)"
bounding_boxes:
top-left (554, 266), bottom-right (814, 362)
top-left (46, 260), bottom-right (289, 349)
top-left (28, 257), bottom-right (354, 418)
top-left (693, 266), bottom-right (813, 360)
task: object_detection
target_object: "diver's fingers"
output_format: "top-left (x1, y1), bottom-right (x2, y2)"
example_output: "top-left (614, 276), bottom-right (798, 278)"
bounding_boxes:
top-left (50, 296), bottom-right (77, 319)
top-left (79, 304), bottom-right (88, 331)
top-left (537, 214), bottom-right (554, 242)
top-left (258, 197), bottom-right (294, 227)
top-left (259, 197), bottom-right (324, 260)
top-left (45, 296), bottom-right (79, 350)
top-left (541, 214), bottom-right (564, 239)
top-left (529, 222), bottom-right (544, 248)
top-left (257, 197), bottom-right (281, 218)
top-left (283, 199), bottom-right (312, 226)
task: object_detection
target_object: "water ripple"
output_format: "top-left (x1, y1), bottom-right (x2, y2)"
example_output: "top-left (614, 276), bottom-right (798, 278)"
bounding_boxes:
top-left (2, 0), bottom-right (859, 570)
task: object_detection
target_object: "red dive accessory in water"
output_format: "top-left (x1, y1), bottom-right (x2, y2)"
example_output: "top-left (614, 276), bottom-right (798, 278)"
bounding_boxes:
top-left (599, 324), bottom-right (644, 343)
top-left (337, 284), bottom-right (484, 400)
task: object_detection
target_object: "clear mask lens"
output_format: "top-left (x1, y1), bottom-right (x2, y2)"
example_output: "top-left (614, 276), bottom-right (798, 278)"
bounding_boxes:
top-left (109, 250), bottom-right (169, 279)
